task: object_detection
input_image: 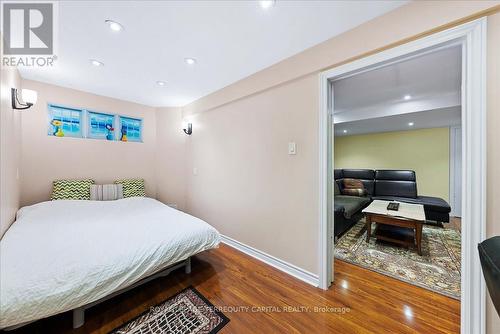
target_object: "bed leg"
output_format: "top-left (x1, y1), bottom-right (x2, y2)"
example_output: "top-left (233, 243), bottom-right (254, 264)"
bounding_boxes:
top-left (185, 257), bottom-right (191, 274)
top-left (73, 307), bottom-right (85, 329)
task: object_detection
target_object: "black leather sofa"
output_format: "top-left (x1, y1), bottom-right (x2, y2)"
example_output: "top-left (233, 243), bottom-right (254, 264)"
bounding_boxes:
top-left (333, 182), bottom-right (371, 239)
top-left (333, 169), bottom-right (372, 239)
top-left (333, 169), bottom-right (451, 238)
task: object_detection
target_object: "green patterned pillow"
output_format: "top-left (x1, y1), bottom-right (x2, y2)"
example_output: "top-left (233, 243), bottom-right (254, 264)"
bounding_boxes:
top-left (51, 179), bottom-right (95, 200)
top-left (114, 179), bottom-right (146, 198)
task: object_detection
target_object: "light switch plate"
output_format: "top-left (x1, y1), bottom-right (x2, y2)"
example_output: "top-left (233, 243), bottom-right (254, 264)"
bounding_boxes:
top-left (193, 167), bottom-right (198, 175)
top-left (288, 142), bottom-right (296, 155)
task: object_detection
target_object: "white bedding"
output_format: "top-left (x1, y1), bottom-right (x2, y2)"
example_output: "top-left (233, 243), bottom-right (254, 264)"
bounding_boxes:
top-left (0, 197), bottom-right (220, 329)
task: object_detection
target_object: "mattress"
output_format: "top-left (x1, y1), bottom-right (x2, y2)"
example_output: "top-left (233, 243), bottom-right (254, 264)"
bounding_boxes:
top-left (0, 197), bottom-right (220, 328)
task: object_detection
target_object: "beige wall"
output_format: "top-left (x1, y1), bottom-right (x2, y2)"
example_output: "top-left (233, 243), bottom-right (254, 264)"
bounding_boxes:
top-left (185, 74), bottom-right (319, 273)
top-left (19, 80), bottom-right (158, 206)
top-left (155, 107), bottom-right (187, 210)
top-left (179, 2), bottom-right (500, 331)
top-left (334, 128), bottom-right (450, 202)
top-left (0, 66), bottom-right (22, 238)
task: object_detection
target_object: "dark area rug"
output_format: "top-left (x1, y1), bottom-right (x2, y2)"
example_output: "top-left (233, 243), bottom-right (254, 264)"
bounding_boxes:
top-left (110, 287), bottom-right (229, 334)
top-left (335, 219), bottom-right (461, 299)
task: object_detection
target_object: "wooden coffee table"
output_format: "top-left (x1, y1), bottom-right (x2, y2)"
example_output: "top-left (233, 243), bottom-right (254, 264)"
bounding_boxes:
top-left (362, 200), bottom-right (426, 255)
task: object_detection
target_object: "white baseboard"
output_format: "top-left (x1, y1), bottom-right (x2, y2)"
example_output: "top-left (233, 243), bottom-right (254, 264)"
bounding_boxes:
top-left (220, 234), bottom-right (319, 287)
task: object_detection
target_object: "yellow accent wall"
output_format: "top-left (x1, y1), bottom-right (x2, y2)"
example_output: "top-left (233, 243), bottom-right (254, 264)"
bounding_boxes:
top-left (334, 127), bottom-right (450, 201)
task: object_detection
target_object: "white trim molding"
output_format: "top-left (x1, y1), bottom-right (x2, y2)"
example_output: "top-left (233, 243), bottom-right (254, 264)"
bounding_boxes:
top-left (318, 72), bottom-right (333, 290)
top-left (460, 17), bottom-right (487, 334)
top-left (449, 125), bottom-right (462, 217)
top-left (318, 18), bottom-right (487, 334)
top-left (220, 235), bottom-right (319, 287)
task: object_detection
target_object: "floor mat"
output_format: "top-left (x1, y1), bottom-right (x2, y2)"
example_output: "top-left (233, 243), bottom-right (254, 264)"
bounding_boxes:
top-left (335, 219), bottom-right (461, 299)
top-left (110, 286), bottom-right (229, 334)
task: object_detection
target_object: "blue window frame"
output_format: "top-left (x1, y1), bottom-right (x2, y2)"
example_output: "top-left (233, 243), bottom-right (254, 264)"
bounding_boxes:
top-left (48, 104), bottom-right (83, 138)
top-left (88, 111), bottom-right (116, 140)
top-left (119, 116), bottom-right (142, 142)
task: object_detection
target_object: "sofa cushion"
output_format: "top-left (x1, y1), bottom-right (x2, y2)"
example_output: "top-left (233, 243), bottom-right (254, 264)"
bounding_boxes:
top-left (374, 170), bottom-right (417, 198)
top-left (340, 169), bottom-right (375, 196)
top-left (417, 196), bottom-right (451, 213)
top-left (359, 180), bottom-right (375, 196)
top-left (342, 169), bottom-right (375, 180)
top-left (334, 203), bottom-right (345, 214)
top-left (342, 178), bottom-right (367, 196)
top-left (337, 179), bottom-right (374, 195)
top-left (335, 195), bottom-right (371, 219)
top-left (334, 169), bottom-right (343, 180)
top-left (343, 178), bottom-right (364, 189)
top-left (335, 180), bottom-right (343, 192)
top-left (342, 188), bottom-right (368, 197)
top-left (334, 181), bottom-right (341, 196)
top-left (375, 180), bottom-right (417, 198)
top-left (375, 170), bottom-right (416, 181)
top-left (372, 195), bottom-right (451, 213)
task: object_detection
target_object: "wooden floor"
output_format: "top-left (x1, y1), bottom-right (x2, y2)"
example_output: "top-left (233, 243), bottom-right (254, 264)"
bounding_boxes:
top-left (6, 244), bottom-right (460, 334)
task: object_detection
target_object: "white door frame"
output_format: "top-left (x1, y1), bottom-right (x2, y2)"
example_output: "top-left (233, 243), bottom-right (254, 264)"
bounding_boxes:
top-left (318, 18), bottom-right (487, 334)
top-left (450, 125), bottom-right (462, 217)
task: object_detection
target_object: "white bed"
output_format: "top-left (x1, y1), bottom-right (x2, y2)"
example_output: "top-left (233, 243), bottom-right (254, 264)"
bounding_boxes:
top-left (0, 197), bottom-right (220, 329)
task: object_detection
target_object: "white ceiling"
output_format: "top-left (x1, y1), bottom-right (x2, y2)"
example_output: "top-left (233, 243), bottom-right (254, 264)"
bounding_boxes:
top-left (334, 107), bottom-right (461, 137)
top-left (333, 44), bottom-right (462, 136)
top-left (17, 0), bottom-right (406, 107)
top-left (333, 45), bottom-right (462, 114)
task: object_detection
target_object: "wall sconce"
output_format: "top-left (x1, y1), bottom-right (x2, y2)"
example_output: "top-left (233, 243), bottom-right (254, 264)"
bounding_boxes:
top-left (11, 88), bottom-right (37, 110)
top-left (183, 122), bottom-right (192, 135)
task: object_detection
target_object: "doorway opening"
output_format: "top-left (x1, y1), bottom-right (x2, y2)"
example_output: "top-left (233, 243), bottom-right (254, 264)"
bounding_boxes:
top-left (332, 43), bottom-right (462, 300)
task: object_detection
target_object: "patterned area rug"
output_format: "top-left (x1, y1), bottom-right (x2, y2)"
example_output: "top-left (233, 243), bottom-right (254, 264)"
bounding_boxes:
top-left (335, 219), bottom-right (461, 299)
top-left (110, 287), bottom-right (229, 334)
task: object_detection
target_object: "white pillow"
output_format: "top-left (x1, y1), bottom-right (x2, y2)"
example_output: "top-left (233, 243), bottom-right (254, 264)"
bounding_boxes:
top-left (90, 184), bottom-right (123, 201)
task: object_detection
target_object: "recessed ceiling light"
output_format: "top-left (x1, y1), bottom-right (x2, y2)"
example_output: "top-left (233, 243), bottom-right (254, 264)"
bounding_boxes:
top-left (90, 59), bottom-right (104, 67)
top-left (184, 57), bottom-right (197, 65)
top-left (343, 130), bottom-right (348, 133)
top-left (156, 81), bottom-right (166, 86)
top-left (105, 20), bottom-right (123, 32)
top-left (260, 0), bottom-right (276, 9)
top-left (408, 122), bottom-right (414, 126)
top-left (404, 94), bottom-right (412, 100)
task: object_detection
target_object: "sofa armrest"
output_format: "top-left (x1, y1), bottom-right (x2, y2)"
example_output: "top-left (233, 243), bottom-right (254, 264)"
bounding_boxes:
top-left (334, 203), bottom-right (345, 216)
